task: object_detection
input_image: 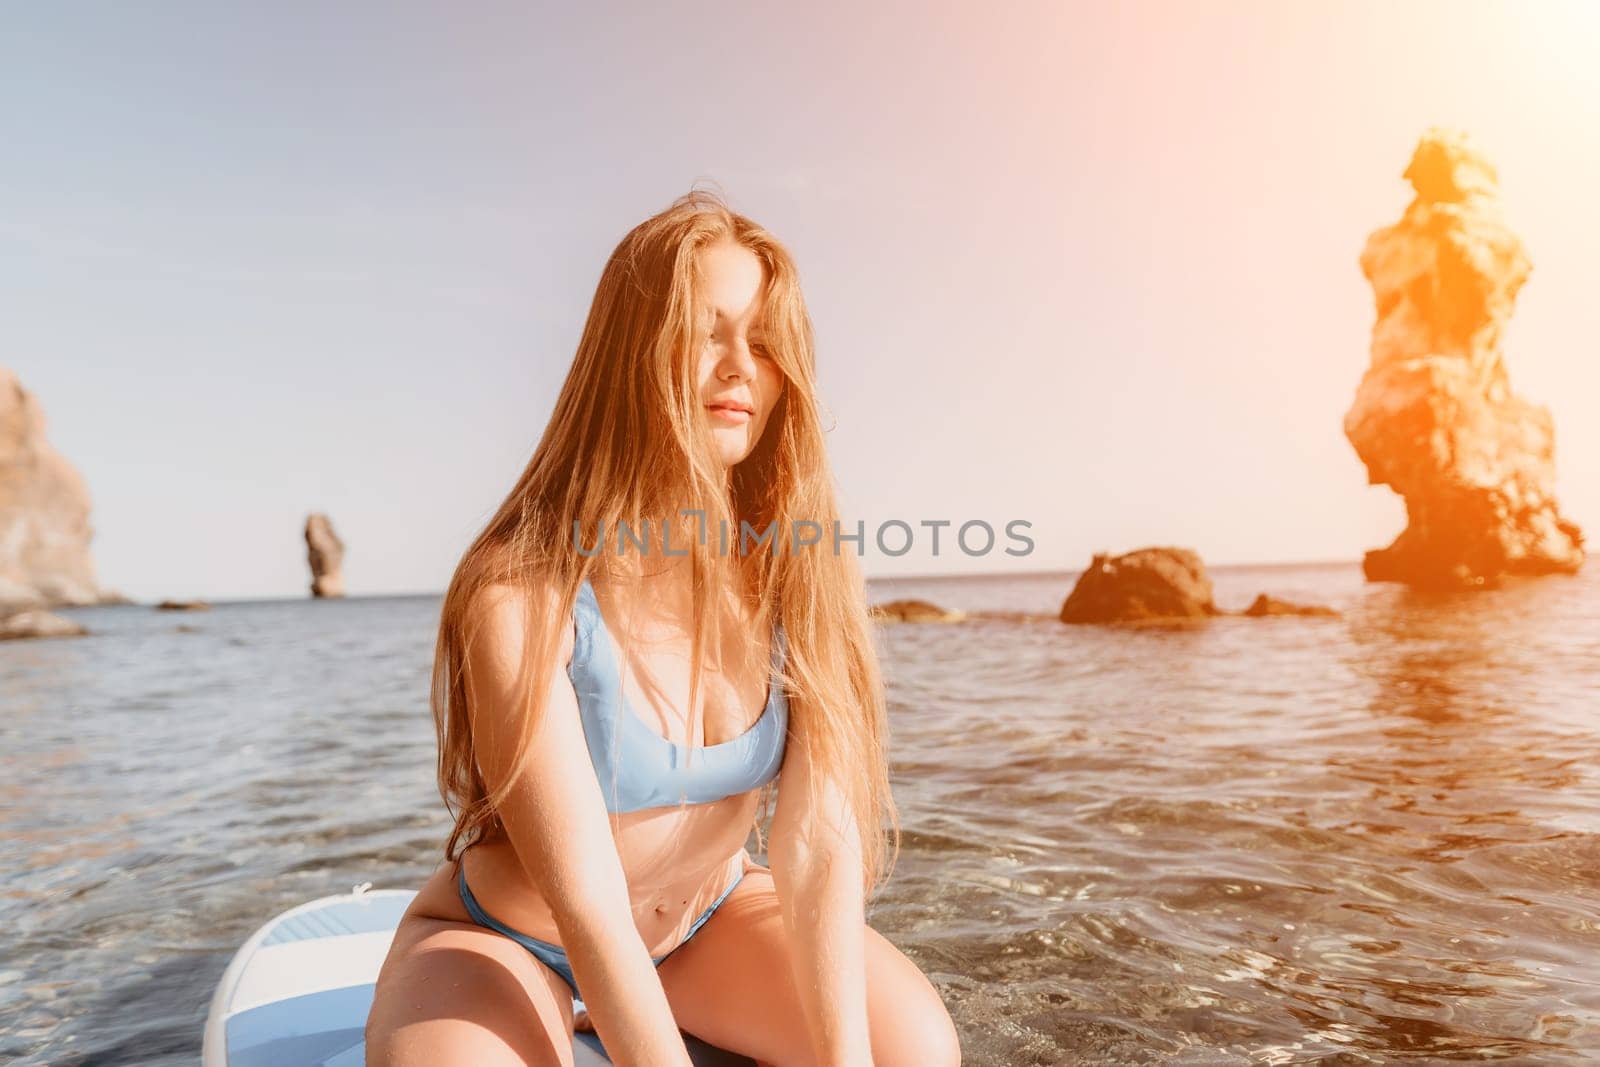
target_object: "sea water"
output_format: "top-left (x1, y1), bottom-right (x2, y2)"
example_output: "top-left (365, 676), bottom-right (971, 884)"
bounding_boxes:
top-left (3, 561), bottom-right (1597, 1064)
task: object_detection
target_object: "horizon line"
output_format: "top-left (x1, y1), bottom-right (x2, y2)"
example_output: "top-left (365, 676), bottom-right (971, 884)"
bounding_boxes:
top-left (85, 555), bottom-right (1366, 608)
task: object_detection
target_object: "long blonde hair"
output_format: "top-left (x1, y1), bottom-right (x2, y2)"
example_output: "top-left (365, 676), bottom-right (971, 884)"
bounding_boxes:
top-left (430, 187), bottom-right (899, 898)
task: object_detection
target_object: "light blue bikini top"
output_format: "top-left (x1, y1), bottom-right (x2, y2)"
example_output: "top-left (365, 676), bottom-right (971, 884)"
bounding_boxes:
top-left (567, 576), bottom-right (788, 813)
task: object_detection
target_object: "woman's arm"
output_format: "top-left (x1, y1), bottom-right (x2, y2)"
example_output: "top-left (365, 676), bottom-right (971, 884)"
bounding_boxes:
top-left (466, 581), bottom-right (693, 1067)
top-left (768, 729), bottom-right (874, 1066)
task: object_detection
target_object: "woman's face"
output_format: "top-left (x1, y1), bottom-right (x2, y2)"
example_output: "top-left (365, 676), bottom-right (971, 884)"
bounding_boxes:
top-left (695, 239), bottom-right (784, 467)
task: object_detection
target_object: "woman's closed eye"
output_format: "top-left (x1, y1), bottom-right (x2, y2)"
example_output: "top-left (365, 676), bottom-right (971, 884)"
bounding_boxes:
top-left (707, 333), bottom-right (773, 359)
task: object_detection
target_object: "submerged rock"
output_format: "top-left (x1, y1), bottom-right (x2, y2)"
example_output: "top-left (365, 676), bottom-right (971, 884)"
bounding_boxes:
top-left (870, 598), bottom-right (967, 624)
top-left (1344, 127), bottom-right (1584, 590)
top-left (305, 513), bottom-right (346, 598)
top-left (0, 368), bottom-right (113, 609)
top-left (1060, 547), bottom-right (1220, 623)
top-left (1060, 549), bottom-right (1338, 624)
top-left (1242, 594), bottom-right (1338, 617)
top-left (0, 608), bottom-right (87, 640)
top-left (156, 599), bottom-right (210, 611)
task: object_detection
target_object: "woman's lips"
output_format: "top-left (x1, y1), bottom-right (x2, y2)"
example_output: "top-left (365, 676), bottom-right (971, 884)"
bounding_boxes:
top-left (707, 404), bottom-right (752, 424)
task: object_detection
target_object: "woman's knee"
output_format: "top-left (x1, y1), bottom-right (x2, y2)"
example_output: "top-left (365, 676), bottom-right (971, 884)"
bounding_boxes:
top-left (874, 993), bottom-right (961, 1067)
top-left (866, 932), bottom-right (961, 1067)
top-left (365, 920), bottom-right (575, 1067)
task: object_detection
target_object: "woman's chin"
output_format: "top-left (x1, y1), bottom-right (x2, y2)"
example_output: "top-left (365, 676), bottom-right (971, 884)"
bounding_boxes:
top-left (708, 426), bottom-right (751, 466)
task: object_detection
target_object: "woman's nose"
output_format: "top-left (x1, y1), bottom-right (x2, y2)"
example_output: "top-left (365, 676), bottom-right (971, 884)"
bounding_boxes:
top-left (719, 341), bottom-right (758, 379)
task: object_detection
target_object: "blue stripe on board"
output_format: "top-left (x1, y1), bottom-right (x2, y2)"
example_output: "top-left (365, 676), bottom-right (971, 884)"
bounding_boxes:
top-left (261, 895), bottom-right (414, 945)
top-left (225, 983), bottom-right (374, 1067)
top-left (320, 1042), bottom-right (367, 1067)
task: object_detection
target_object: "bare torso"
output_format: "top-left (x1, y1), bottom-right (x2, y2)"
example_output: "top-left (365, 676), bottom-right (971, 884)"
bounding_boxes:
top-left (407, 570), bottom-right (778, 957)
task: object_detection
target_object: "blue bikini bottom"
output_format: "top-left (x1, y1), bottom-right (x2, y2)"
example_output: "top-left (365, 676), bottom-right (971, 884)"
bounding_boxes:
top-left (455, 860), bottom-right (745, 1002)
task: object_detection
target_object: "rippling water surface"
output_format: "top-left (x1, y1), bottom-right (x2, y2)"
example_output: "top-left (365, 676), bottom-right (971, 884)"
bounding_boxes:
top-left (3, 561), bottom-right (1598, 1064)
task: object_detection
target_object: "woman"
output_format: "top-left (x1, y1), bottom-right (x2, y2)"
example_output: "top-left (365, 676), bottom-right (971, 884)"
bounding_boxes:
top-left (365, 189), bottom-right (961, 1067)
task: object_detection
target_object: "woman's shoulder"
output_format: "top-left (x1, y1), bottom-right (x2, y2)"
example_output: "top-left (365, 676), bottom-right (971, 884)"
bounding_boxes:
top-left (464, 577), bottom-right (579, 663)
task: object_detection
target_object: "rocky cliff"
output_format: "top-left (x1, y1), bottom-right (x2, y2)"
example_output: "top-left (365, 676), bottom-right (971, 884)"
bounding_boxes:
top-left (0, 368), bottom-right (111, 607)
top-left (1345, 128), bottom-right (1584, 589)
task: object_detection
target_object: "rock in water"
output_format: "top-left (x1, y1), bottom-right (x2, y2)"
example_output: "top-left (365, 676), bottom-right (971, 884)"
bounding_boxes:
top-left (0, 608), bottom-right (87, 641)
top-left (869, 599), bottom-right (967, 624)
top-left (305, 513), bottom-right (346, 598)
top-left (0, 368), bottom-right (110, 608)
top-left (1060, 547), bottom-right (1221, 623)
top-left (1344, 128), bottom-right (1584, 590)
top-left (156, 599), bottom-right (210, 611)
top-left (1242, 594), bottom-right (1338, 618)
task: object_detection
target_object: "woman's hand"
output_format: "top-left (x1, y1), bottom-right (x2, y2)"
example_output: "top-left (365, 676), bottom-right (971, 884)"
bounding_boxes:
top-left (574, 1007), bottom-right (594, 1032)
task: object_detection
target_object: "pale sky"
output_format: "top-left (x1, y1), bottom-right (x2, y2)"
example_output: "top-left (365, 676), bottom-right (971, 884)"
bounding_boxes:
top-left (4, 1), bottom-right (1596, 602)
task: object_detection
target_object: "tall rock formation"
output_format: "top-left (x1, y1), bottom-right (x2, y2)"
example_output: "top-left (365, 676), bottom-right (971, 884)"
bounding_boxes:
top-left (1345, 128), bottom-right (1584, 590)
top-left (305, 513), bottom-right (346, 598)
top-left (0, 368), bottom-right (110, 607)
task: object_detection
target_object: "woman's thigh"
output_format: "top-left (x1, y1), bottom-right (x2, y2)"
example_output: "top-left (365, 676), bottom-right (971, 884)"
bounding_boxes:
top-left (365, 911), bottom-right (577, 1067)
top-left (655, 863), bottom-right (961, 1067)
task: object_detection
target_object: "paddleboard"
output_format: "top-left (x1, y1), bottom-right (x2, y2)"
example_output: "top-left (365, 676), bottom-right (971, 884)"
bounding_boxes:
top-left (203, 882), bottom-right (755, 1066)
